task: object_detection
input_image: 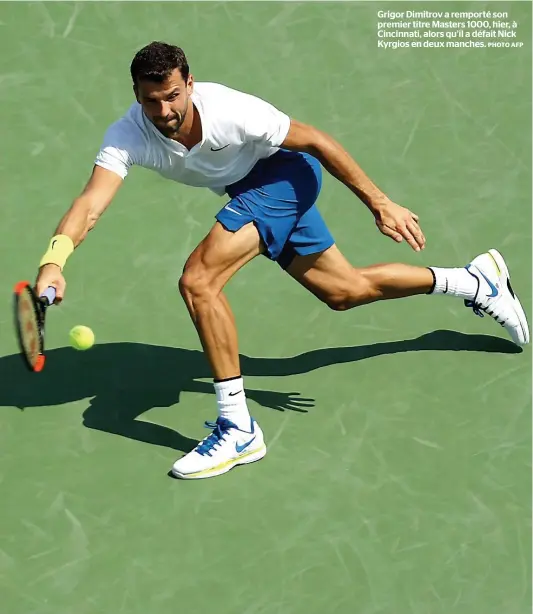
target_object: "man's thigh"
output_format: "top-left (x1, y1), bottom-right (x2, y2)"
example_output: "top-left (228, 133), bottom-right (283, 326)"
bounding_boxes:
top-left (284, 244), bottom-right (358, 303)
top-left (182, 221), bottom-right (266, 290)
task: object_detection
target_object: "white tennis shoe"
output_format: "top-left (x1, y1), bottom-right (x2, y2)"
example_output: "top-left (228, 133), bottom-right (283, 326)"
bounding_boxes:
top-left (464, 248), bottom-right (529, 346)
top-left (171, 416), bottom-right (266, 479)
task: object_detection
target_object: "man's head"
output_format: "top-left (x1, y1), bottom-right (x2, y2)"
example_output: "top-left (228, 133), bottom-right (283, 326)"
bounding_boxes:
top-left (130, 41), bottom-right (193, 138)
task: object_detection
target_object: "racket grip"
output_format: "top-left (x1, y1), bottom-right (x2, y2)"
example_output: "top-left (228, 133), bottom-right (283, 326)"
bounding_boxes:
top-left (41, 286), bottom-right (56, 305)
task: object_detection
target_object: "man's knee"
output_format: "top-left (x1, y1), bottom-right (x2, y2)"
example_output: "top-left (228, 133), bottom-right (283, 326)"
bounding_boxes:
top-left (178, 266), bottom-right (217, 306)
top-left (324, 292), bottom-right (352, 311)
top-left (322, 271), bottom-right (375, 311)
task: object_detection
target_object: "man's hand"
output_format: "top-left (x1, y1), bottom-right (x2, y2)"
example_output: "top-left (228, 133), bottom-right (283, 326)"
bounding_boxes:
top-left (35, 264), bottom-right (66, 305)
top-left (373, 200), bottom-right (426, 252)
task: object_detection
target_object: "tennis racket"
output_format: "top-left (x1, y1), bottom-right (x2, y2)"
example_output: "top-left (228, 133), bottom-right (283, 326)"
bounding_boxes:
top-left (13, 281), bottom-right (56, 372)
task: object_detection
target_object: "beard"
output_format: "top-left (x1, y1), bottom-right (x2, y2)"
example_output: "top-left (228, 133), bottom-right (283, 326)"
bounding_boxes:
top-left (154, 105), bottom-right (187, 137)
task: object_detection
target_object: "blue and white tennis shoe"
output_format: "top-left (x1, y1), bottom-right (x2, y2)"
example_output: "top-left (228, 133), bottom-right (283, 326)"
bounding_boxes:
top-left (464, 248), bottom-right (529, 345)
top-left (171, 417), bottom-right (266, 479)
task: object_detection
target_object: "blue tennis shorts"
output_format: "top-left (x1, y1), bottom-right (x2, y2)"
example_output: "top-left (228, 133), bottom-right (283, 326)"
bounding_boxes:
top-left (217, 148), bottom-right (334, 270)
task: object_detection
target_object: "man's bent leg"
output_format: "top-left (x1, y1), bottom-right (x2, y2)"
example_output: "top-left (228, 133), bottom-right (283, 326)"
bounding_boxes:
top-left (179, 221), bottom-right (264, 378)
top-left (285, 244), bottom-right (435, 310)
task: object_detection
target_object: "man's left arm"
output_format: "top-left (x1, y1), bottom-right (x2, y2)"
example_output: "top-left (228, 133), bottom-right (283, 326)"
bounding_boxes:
top-left (281, 119), bottom-right (425, 252)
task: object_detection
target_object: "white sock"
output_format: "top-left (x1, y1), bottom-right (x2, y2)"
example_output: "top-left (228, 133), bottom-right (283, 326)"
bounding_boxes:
top-left (428, 266), bottom-right (478, 300)
top-left (214, 376), bottom-right (251, 431)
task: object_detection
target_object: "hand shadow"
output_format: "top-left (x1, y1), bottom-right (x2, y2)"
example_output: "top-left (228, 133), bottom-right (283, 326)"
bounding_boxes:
top-left (0, 330), bottom-right (521, 452)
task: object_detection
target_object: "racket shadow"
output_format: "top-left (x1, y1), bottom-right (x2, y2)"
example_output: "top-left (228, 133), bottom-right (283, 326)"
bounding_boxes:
top-left (0, 329), bottom-right (521, 452)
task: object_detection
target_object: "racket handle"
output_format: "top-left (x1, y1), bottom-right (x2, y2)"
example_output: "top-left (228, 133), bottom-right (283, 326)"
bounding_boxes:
top-left (40, 286), bottom-right (56, 306)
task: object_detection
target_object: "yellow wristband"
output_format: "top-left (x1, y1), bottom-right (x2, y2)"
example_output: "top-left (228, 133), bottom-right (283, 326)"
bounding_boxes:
top-left (39, 234), bottom-right (75, 271)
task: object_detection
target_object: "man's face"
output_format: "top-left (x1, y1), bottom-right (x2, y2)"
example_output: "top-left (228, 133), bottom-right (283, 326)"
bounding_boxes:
top-left (135, 68), bottom-right (193, 138)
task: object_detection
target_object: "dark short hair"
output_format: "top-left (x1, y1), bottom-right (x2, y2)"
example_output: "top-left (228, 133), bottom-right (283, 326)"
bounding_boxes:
top-left (130, 41), bottom-right (189, 85)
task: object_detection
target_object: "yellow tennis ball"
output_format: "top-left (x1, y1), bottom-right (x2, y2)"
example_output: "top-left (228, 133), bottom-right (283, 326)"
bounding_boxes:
top-left (69, 325), bottom-right (94, 351)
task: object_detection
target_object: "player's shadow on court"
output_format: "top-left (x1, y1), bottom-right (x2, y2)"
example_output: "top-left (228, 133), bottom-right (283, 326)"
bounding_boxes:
top-left (0, 329), bottom-right (521, 453)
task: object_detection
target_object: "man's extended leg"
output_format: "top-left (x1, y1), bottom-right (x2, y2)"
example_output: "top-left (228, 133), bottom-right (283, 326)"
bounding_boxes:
top-left (171, 221), bottom-right (268, 479)
top-left (285, 244), bottom-right (529, 345)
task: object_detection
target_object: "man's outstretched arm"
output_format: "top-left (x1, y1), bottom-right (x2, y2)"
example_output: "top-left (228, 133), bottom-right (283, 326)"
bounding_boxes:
top-left (35, 165), bottom-right (123, 302)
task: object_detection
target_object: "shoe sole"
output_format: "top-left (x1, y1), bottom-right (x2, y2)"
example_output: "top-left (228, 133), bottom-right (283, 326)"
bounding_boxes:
top-left (487, 248), bottom-right (530, 345)
top-left (171, 444), bottom-right (267, 480)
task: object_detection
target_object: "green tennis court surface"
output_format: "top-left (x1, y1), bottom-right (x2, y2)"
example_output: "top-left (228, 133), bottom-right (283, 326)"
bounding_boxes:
top-left (1, 2), bottom-right (531, 613)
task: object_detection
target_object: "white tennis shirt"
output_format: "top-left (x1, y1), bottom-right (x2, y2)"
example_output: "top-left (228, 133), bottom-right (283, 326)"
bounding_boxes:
top-left (94, 81), bottom-right (291, 196)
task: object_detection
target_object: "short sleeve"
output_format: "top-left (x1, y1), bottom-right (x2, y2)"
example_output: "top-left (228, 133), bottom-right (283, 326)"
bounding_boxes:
top-left (94, 119), bottom-right (140, 179)
top-left (239, 93), bottom-right (291, 147)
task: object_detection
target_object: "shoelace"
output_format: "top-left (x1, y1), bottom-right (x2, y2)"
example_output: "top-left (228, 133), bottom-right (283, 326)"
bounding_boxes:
top-left (464, 300), bottom-right (505, 325)
top-left (195, 418), bottom-right (235, 457)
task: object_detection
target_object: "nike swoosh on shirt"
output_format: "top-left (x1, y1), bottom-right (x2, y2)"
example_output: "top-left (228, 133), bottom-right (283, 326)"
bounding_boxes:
top-left (211, 144), bottom-right (230, 151)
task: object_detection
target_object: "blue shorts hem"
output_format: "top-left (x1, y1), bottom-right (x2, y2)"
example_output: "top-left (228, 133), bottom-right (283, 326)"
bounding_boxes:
top-left (215, 205), bottom-right (280, 261)
top-left (276, 235), bottom-right (335, 270)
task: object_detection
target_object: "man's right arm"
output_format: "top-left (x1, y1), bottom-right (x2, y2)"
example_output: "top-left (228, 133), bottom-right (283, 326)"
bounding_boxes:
top-left (35, 165), bottom-right (123, 300)
top-left (52, 165), bottom-right (123, 247)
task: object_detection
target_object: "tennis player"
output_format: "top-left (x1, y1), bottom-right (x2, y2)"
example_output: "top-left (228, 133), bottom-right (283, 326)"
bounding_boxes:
top-left (35, 42), bottom-right (529, 479)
